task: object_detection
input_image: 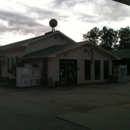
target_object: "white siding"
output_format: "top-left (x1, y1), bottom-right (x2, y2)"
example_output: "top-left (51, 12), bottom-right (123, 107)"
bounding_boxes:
top-left (48, 58), bottom-right (59, 86)
top-left (57, 46), bottom-right (112, 60)
top-left (25, 35), bottom-right (72, 54)
top-left (0, 48), bottom-right (25, 78)
top-left (53, 45), bottom-right (113, 85)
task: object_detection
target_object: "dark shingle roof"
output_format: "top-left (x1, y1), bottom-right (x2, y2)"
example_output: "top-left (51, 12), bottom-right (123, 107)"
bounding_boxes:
top-left (0, 35), bottom-right (44, 50)
top-left (110, 49), bottom-right (130, 59)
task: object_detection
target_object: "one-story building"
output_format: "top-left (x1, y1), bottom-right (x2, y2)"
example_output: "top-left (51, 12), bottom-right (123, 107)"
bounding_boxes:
top-left (0, 30), bottom-right (119, 86)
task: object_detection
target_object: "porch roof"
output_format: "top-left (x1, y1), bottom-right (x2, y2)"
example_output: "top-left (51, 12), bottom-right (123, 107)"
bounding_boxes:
top-left (110, 49), bottom-right (130, 59)
top-left (23, 41), bottom-right (119, 59)
top-left (23, 42), bottom-right (86, 58)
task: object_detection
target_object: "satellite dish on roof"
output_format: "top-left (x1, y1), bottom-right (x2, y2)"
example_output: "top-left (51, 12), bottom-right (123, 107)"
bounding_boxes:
top-left (49, 19), bottom-right (58, 32)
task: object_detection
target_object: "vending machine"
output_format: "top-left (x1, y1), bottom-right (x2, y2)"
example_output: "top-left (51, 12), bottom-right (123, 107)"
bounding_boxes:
top-left (16, 67), bottom-right (41, 87)
top-left (114, 65), bottom-right (127, 82)
top-left (119, 65), bottom-right (127, 82)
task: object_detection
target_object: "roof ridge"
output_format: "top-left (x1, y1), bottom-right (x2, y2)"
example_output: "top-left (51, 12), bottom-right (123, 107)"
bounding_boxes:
top-left (0, 31), bottom-right (75, 50)
top-left (0, 34), bottom-right (45, 47)
top-left (1, 30), bottom-right (61, 47)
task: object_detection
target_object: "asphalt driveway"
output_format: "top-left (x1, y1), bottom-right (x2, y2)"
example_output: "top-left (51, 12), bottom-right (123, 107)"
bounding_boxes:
top-left (0, 83), bottom-right (130, 130)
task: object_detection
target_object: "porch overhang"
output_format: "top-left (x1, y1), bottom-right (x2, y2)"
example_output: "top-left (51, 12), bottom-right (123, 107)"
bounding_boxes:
top-left (21, 42), bottom-right (120, 60)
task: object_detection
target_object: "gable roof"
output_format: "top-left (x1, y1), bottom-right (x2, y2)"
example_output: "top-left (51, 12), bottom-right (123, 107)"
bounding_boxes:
top-left (0, 35), bottom-right (44, 50)
top-left (23, 41), bottom-right (119, 59)
top-left (110, 49), bottom-right (130, 59)
top-left (0, 31), bottom-right (76, 50)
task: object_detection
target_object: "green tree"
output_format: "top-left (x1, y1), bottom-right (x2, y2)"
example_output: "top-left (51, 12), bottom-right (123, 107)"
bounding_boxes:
top-left (100, 26), bottom-right (118, 50)
top-left (83, 27), bottom-right (102, 44)
top-left (83, 26), bottom-right (118, 50)
top-left (118, 27), bottom-right (130, 49)
top-left (83, 26), bottom-right (130, 50)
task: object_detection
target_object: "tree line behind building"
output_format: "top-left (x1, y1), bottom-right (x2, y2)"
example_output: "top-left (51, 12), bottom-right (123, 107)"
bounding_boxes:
top-left (83, 26), bottom-right (130, 50)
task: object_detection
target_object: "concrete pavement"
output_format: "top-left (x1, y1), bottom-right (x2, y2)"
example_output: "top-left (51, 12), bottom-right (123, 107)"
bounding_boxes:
top-left (57, 104), bottom-right (130, 130)
top-left (0, 82), bottom-right (130, 130)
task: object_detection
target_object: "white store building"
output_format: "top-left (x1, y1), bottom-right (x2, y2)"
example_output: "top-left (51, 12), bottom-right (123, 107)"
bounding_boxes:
top-left (0, 31), bottom-right (119, 86)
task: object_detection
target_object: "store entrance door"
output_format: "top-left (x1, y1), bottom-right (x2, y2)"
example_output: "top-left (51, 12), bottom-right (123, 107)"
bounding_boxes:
top-left (59, 59), bottom-right (77, 85)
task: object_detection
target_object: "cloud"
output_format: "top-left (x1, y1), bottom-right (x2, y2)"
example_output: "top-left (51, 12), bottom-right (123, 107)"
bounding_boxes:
top-left (67, 0), bottom-right (130, 25)
top-left (92, 0), bottom-right (130, 22)
top-left (0, 9), bottom-right (50, 35)
top-left (0, 1), bottom-right (70, 38)
top-left (51, 0), bottom-right (86, 8)
top-left (0, 0), bottom-right (130, 45)
top-left (52, 0), bottom-right (74, 7)
top-left (0, 25), bottom-right (8, 34)
top-left (0, 10), bottom-right (40, 26)
top-left (25, 5), bottom-right (69, 21)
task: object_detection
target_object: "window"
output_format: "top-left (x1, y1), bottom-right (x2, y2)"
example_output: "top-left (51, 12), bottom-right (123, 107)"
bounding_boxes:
top-left (7, 56), bottom-right (19, 73)
top-left (104, 60), bottom-right (109, 79)
top-left (33, 64), bottom-right (38, 67)
top-left (95, 60), bottom-right (100, 80)
top-left (10, 57), bottom-right (14, 69)
top-left (43, 59), bottom-right (48, 77)
top-left (7, 57), bottom-right (9, 72)
top-left (85, 60), bottom-right (91, 80)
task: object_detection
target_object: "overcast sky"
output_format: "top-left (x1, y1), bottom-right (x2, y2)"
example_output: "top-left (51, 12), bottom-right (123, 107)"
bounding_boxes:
top-left (0, 0), bottom-right (130, 45)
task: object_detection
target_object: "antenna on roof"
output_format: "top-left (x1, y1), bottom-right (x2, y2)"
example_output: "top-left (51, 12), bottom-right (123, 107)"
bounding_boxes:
top-left (49, 19), bottom-right (58, 32)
